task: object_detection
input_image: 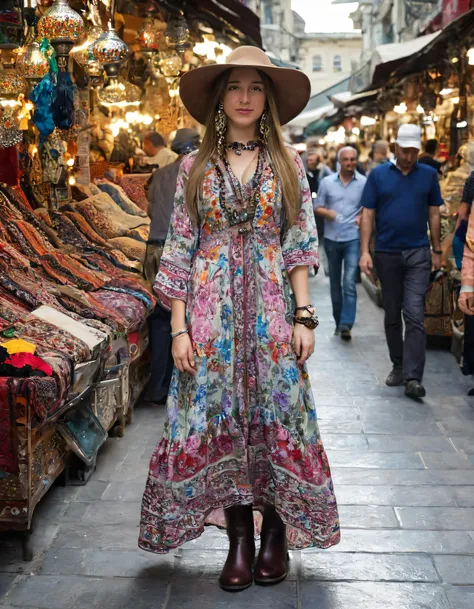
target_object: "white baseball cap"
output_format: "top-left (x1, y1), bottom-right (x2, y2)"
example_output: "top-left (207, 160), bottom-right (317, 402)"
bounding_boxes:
top-left (395, 124), bottom-right (421, 150)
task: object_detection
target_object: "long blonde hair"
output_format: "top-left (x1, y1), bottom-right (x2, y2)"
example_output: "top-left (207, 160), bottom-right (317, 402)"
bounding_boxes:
top-left (185, 70), bottom-right (300, 227)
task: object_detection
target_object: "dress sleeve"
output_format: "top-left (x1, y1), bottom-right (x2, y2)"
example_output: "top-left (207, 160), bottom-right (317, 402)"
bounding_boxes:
top-left (281, 151), bottom-right (319, 273)
top-left (153, 158), bottom-right (199, 310)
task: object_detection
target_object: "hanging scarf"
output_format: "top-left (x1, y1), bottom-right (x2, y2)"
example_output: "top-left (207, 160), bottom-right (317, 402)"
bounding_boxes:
top-left (52, 71), bottom-right (77, 130)
top-left (29, 76), bottom-right (55, 143)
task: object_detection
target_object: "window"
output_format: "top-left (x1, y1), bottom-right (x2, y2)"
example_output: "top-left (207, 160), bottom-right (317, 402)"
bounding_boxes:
top-left (312, 55), bottom-right (322, 72)
top-left (263, 2), bottom-right (273, 24)
top-left (333, 55), bottom-right (342, 72)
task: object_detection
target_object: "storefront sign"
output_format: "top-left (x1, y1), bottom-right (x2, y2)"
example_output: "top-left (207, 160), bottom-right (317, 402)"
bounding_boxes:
top-left (442, 0), bottom-right (471, 27)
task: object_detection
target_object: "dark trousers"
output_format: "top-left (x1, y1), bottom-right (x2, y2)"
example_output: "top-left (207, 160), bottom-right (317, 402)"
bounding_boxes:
top-left (147, 303), bottom-right (174, 402)
top-left (375, 248), bottom-right (431, 382)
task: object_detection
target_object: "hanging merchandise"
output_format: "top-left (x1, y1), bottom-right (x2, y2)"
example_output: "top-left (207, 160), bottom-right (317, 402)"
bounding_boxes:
top-left (137, 18), bottom-right (162, 61)
top-left (29, 76), bottom-right (55, 143)
top-left (0, 70), bottom-right (28, 149)
top-left (37, 0), bottom-right (85, 46)
top-left (91, 27), bottom-right (129, 72)
top-left (164, 13), bottom-right (190, 52)
top-left (70, 25), bottom-right (103, 68)
top-left (15, 24), bottom-right (50, 89)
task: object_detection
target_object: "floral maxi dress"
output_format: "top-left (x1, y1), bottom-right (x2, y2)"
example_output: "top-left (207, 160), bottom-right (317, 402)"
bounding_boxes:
top-left (139, 149), bottom-right (340, 553)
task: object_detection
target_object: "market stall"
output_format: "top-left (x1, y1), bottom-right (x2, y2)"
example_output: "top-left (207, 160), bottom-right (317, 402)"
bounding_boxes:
top-left (0, 0), bottom-right (260, 559)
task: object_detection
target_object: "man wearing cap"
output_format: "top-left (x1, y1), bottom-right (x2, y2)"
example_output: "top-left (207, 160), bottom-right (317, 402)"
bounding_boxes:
top-left (315, 146), bottom-right (366, 340)
top-left (359, 124), bottom-right (443, 400)
top-left (145, 128), bottom-right (201, 404)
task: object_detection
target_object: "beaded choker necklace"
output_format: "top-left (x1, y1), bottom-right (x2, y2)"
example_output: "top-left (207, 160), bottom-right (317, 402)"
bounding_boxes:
top-left (226, 140), bottom-right (262, 156)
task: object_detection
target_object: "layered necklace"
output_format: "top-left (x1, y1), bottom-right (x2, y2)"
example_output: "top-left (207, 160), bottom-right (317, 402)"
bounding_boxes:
top-left (215, 147), bottom-right (267, 232)
top-left (226, 140), bottom-right (263, 156)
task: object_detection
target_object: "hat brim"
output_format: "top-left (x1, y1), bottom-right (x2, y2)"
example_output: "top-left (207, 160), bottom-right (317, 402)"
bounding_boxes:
top-left (395, 139), bottom-right (421, 150)
top-left (179, 63), bottom-right (311, 126)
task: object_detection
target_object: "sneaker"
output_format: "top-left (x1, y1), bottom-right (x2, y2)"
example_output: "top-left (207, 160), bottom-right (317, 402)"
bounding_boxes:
top-left (405, 380), bottom-right (426, 400)
top-left (340, 326), bottom-right (352, 341)
top-left (385, 367), bottom-right (403, 387)
top-left (334, 328), bottom-right (340, 336)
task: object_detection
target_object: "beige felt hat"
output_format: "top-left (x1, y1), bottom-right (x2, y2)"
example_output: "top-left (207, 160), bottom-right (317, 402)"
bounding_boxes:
top-left (179, 46), bottom-right (311, 126)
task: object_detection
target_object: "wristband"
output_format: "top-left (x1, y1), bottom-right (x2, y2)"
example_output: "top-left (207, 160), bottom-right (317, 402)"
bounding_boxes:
top-left (171, 328), bottom-right (188, 339)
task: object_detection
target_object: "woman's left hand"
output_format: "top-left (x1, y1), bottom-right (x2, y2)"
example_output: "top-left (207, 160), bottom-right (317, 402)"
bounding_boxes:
top-left (292, 323), bottom-right (315, 367)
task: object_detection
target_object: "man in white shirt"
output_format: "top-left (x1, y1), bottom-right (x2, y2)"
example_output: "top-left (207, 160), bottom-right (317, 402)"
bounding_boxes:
top-left (141, 132), bottom-right (178, 167)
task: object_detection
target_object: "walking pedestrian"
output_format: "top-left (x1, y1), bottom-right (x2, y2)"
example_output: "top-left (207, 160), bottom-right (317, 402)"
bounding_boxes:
top-left (144, 128), bottom-right (200, 404)
top-left (314, 146), bottom-right (366, 340)
top-left (139, 131), bottom-right (177, 168)
top-left (305, 147), bottom-right (332, 276)
top-left (139, 46), bottom-right (340, 591)
top-left (359, 124), bottom-right (443, 400)
top-left (418, 139), bottom-right (444, 175)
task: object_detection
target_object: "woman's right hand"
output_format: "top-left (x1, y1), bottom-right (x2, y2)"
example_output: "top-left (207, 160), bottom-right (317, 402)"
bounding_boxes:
top-left (172, 333), bottom-right (197, 375)
top-left (459, 292), bottom-right (474, 316)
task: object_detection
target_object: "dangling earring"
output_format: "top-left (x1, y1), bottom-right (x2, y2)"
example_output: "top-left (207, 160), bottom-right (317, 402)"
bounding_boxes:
top-left (259, 110), bottom-right (270, 146)
top-left (215, 101), bottom-right (227, 157)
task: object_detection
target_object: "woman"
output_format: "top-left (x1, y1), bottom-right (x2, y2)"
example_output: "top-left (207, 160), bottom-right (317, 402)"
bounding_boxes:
top-left (457, 212), bottom-right (474, 393)
top-left (139, 46), bottom-right (340, 591)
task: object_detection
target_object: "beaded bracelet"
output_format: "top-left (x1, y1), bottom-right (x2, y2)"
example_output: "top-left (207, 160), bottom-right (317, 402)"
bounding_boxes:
top-left (171, 328), bottom-right (189, 339)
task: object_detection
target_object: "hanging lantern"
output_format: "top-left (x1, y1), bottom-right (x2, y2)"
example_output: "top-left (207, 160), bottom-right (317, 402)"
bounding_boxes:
top-left (97, 78), bottom-right (126, 107)
top-left (91, 27), bottom-right (129, 78)
top-left (158, 51), bottom-right (182, 78)
top-left (138, 18), bottom-right (162, 60)
top-left (70, 25), bottom-right (102, 68)
top-left (16, 26), bottom-right (50, 88)
top-left (164, 14), bottom-right (190, 52)
top-left (38, 0), bottom-right (84, 66)
top-left (37, 0), bottom-right (84, 43)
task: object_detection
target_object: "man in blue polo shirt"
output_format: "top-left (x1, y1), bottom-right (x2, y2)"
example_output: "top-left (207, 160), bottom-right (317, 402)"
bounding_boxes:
top-left (359, 124), bottom-right (442, 400)
top-left (315, 146), bottom-right (367, 340)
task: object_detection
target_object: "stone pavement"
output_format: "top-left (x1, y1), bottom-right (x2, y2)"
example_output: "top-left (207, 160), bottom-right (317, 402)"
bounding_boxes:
top-left (2, 275), bottom-right (474, 609)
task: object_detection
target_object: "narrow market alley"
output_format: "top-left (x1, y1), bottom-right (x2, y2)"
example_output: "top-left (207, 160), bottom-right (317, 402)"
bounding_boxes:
top-left (1, 275), bottom-right (474, 609)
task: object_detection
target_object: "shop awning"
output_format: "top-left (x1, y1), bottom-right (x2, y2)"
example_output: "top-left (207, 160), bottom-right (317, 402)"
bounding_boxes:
top-left (369, 32), bottom-right (441, 88)
top-left (287, 103), bottom-right (336, 128)
top-left (115, 0), bottom-right (262, 47)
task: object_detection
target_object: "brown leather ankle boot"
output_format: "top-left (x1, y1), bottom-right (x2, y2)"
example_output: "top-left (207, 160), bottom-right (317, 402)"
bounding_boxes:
top-left (219, 505), bottom-right (255, 592)
top-left (254, 506), bottom-right (289, 585)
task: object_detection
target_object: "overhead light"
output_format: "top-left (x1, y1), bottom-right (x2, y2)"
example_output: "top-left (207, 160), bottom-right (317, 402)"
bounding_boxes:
top-left (452, 97), bottom-right (460, 104)
top-left (416, 105), bottom-right (424, 114)
top-left (457, 120), bottom-right (468, 129)
top-left (360, 115), bottom-right (376, 126)
top-left (467, 48), bottom-right (474, 65)
top-left (394, 102), bottom-right (407, 114)
top-left (440, 88), bottom-right (454, 95)
top-left (452, 57), bottom-right (459, 64)
top-left (352, 127), bottom-right (360, 135)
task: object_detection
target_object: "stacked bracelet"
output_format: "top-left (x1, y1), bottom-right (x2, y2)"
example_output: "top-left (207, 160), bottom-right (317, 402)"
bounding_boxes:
top-left (293, 304), bottom-right (319, 330)
top-left (171, 328), bottom-right (189, 339)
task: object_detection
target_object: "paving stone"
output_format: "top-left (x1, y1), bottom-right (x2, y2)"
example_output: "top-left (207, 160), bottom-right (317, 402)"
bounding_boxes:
top-left (450, 487), bottom-right (474, 507)
top-left (445, 585), bottom-right (474, 609)
top-left (308, 529), bottom-right (474, 554)
top-left (327, 452), bottom-right (424, 469)
top-left (319, 420), bottom-right (363, 434)
top-left (335, 485), bottom-right (456, 507)
top-left (449, 436), bottom-right (474, 453)
top-left (80, 501), bottom-right (141, 526)
top-left (433, 555), bottom-right (474, 584)
top-left (420, 452), bottom-right (473, 470)
top-left (429, 469), bottom-right (474, 485)
top-left (366, 435), bottom-right (454, 453)
top-left (395, 507), bottom-right (474, 530)
top-left (316, 406), bottom-right (361, 420)
top-left (40, 548), bottom-right (174, 579)
top-left (101, 481), bottom-right (146, 502)
top-left (361, 417), bottom-right (443, 436)
top-left (5, 575), bottom-right (168, 609)
top-left (166, 578), bottom-right (296, 609)
top-left (331, 468), bottom-right (438, 486)
top-left (299, 582), bottom-right (450, 609)
top-left (321, 434), bottom-right (369, 450)
top-left (338, 505), bottom-right (398, 528)
top-left (52, 524), bottom-right (140, 550)
top-left (300, 552), bottom-right (439, 582)
top-left (0, 574), bottom-right (16, 602)
top-left (74, 481), bottom-right (109, 502)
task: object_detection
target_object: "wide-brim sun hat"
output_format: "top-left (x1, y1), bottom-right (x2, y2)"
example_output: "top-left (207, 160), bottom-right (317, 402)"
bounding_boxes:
top-left (179, 46), bottom-right (311, 126)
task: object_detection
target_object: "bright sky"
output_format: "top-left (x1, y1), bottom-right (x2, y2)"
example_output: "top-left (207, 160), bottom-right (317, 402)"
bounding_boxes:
top-left (291, 0), bottom-right (359, 33)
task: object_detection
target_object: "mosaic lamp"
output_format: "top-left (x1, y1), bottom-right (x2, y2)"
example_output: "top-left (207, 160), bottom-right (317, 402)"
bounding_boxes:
top-left (0, 71), bottom-right (28, 149)
top-left (16, 28), bottom-right (50, 87)
top-left (138, 18), bottom-right (162, 60)
top-left (37, 0), bottom-right (85, 64)
top-left (91, 27), bottom-right (129, 79)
